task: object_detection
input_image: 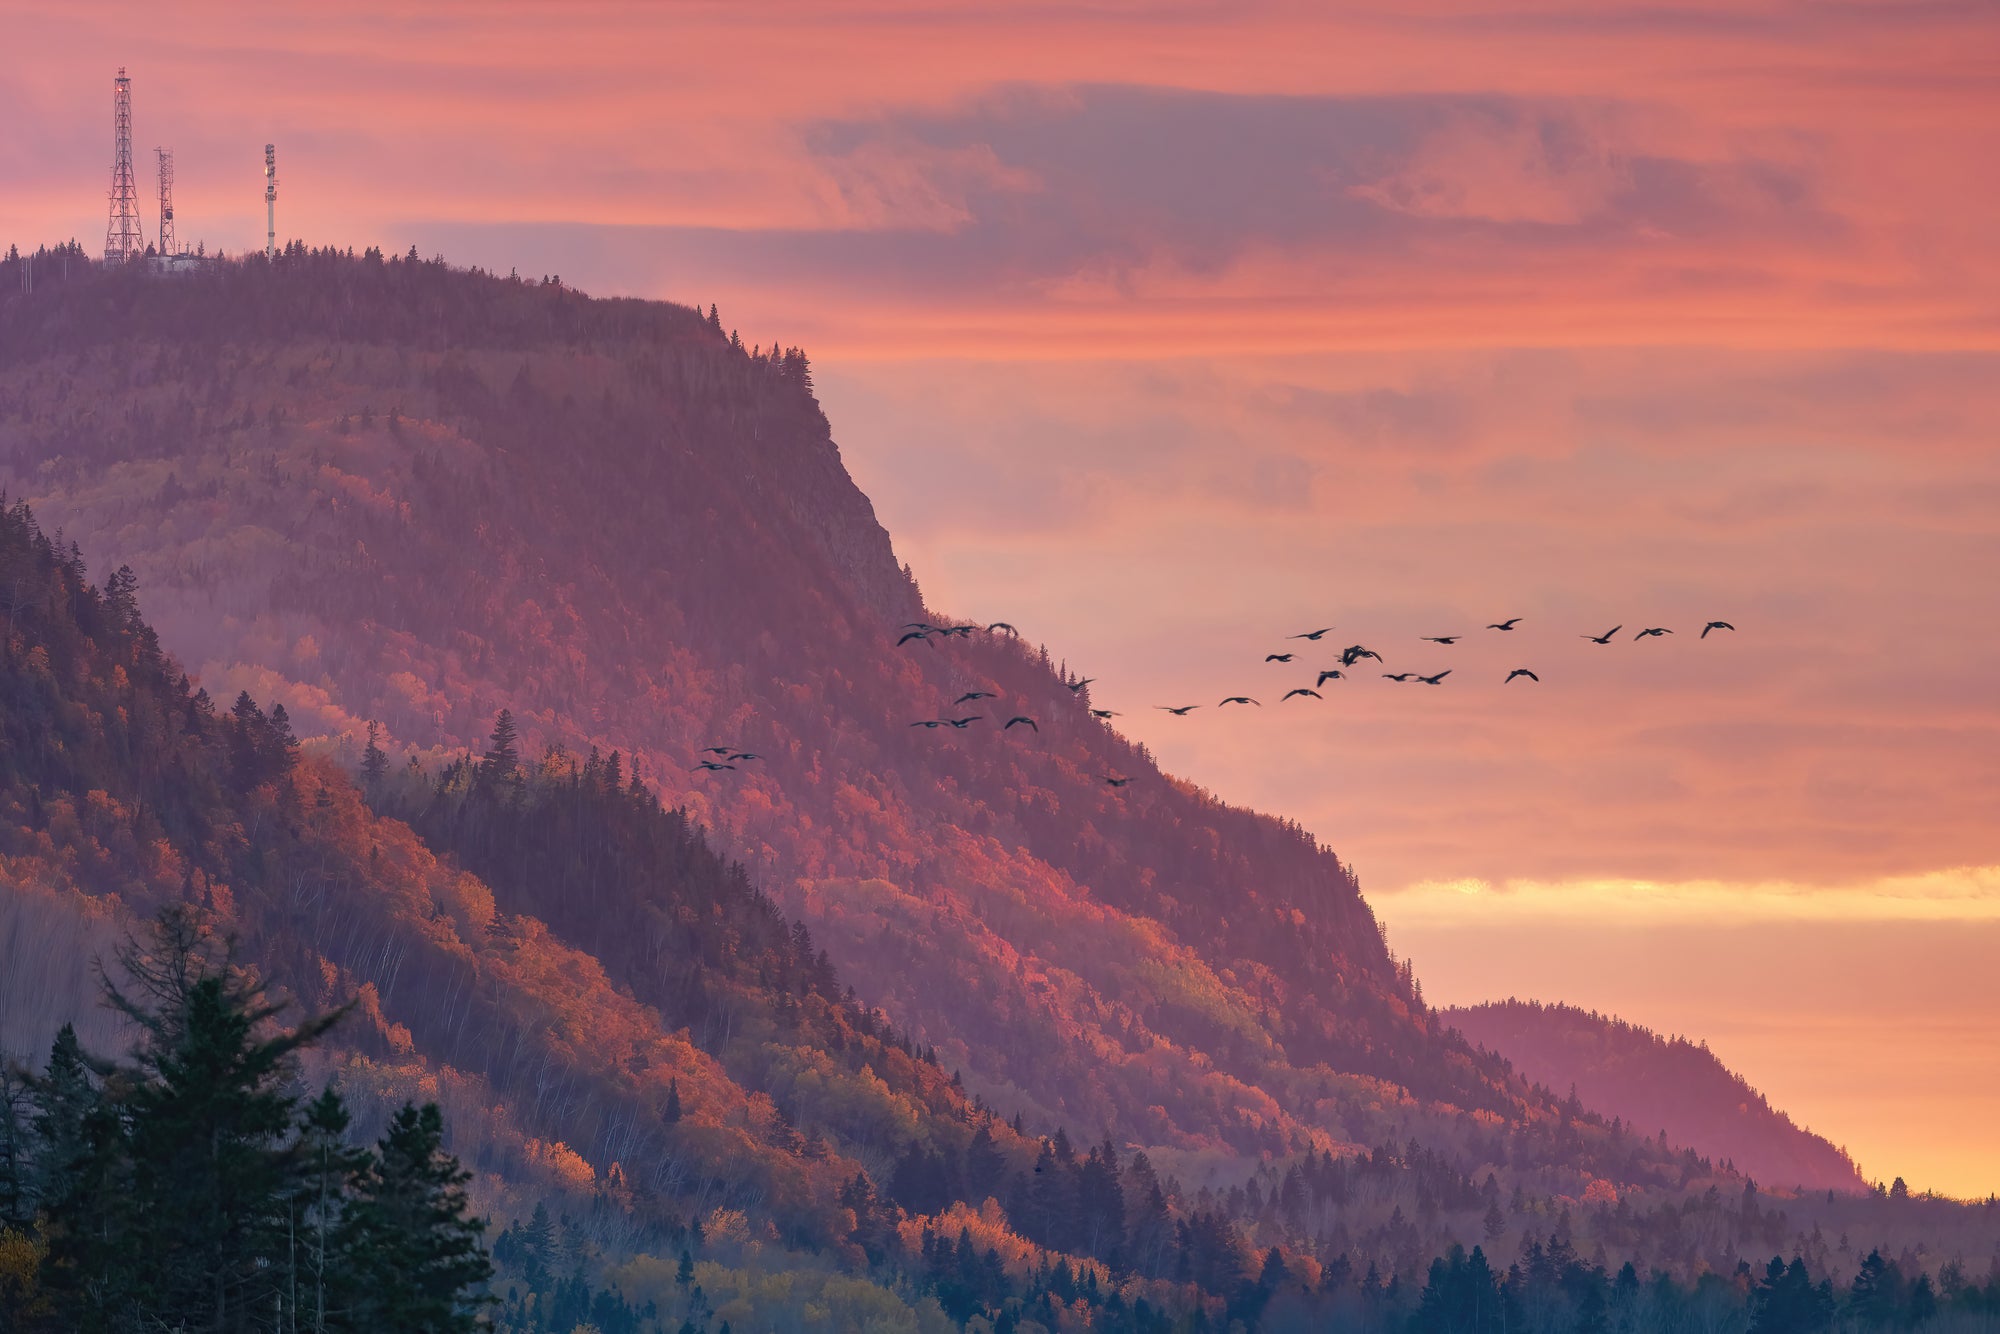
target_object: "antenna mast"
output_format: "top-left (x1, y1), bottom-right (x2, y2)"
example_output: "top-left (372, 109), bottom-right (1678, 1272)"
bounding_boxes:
top-left (105, 68), bottom-right (145, 262)
top-left (155, 148), bottom-right (176, 257)
top-left (264, 144), bottom-right (277, 259)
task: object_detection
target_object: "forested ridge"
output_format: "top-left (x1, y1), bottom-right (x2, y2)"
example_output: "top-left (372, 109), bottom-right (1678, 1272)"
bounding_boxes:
top-left (6, 248), bottom-right (2000, 1331)
top-left (0, 243), bottom-right (1561, 1163)
top-left (1448, 1002), bottom-right (1865, 1196)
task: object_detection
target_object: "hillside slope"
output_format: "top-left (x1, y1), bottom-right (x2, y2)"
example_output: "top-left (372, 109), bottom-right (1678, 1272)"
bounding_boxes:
top-left (0, 490), bottom-right (1028, 1234)
top-left (1447, 1000), bottom-right (1866, 1194)
top-left (1, 247), bottom-right (1682, 1187)
top-left (7, 476), bottom-right (1999, 1334)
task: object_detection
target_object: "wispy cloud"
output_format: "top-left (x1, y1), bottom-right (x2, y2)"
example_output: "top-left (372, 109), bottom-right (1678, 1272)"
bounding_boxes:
top-left (1381, 866), bottom-right (2000, 925)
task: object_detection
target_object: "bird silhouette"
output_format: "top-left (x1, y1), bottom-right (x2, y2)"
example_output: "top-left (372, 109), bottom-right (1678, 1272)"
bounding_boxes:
top-left (692, 761), bottom-right (737, 771)
top-left (1003, 716), bottom-right (1038, 731)
top-left (1487, 618), bottom-right (1523, 631)
top-left (1090, 708), bottom-right (1121, 719)
top-left (909, 719), bottom-right (947, 729)
top-left (1701, 620), bottom-right (1736, 638)
top-left (1582, 625), bottom-right (1622, 645)
top-left (1282, 688), bottom-right (1322, 701)
top-left (1382, 672), bottom-right (1417, 682)
top-left (1290, 627), bottom-right (1336, 640)
top-left (954, 691), bottom-right (996, 705)
top-left (727, 751), bottom-right (763, 761)
top-left (945, 716), bottom-right (982, 728)
top-left (1634, 627), bottom-right (1672, 640)
top-left (1101, 775), bottom-right (1133, 788)
top-left (1265, 653), bottom-right (1296, 662)
top-left (1341, 645), bottom-right (1383, 666)
top-left (1066, 678), bottom-right (1095, 693)
top-left (1219, 696), bottom-right (1260, 706)
top-left (1421, 636), bottom-right (1461, 645)
top-left (896, 630), bottom-right (931, 646)
top-left (987, 622), bottom-right (1019, 636)
top-left (1416, 670), bottom-right (1452, 685)
top-left (1316, 669), bottom-right (1346, 686)
top-left (1157, 705), bottom-right (1200, 716)
top-left (699, 746), bottom-right (735, 756)
top-left (1504, 669), bottom-right (1539, 684)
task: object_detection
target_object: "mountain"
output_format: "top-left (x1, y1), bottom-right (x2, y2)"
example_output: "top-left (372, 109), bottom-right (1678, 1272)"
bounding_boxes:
top-left (5, 245), bottom-right (2000, 1332)
top-left (0, 244), bottom-right (1632, 1177)
top-left (1446, 1000), bottom-right (1866, 1194)
top-left (0, 476), bottom-right (1193, 1329)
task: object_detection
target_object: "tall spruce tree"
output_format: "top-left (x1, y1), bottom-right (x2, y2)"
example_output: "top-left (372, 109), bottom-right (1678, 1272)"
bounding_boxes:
top-left (344, 1102), bottom-right (491, 1332)
top-left (480, 708), bottom-right (520, 780)
top-left (24, 1022), bottom-right (129, 1325)
top-left (0, 1065), bottom-right (33, 1228)
top-left (104, 910), bottom-right (345, 1330)
top-left (293, 1086), bottom-right (370, 1333)
top-left (361, 720), bottom-right (390, 790)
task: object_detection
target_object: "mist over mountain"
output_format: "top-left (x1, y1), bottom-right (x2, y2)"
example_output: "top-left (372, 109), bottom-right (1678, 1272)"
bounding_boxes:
top-left (5, 246), bottom-right (1998, 1331)
top-left (1447, 1001), bottom-right (1866, 1196)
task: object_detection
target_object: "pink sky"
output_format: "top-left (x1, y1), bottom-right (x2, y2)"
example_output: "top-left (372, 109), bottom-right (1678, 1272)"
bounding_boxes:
top-left (3, 0), bottom-right (1996, 1195)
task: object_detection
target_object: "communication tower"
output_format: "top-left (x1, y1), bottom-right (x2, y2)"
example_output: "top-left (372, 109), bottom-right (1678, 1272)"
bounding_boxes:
top-left (155, 148), bottom-right (176, 257)
top-left (105, 68), bottom-right (145, 262)
top-left (264, 144), bottom-right (277, 259)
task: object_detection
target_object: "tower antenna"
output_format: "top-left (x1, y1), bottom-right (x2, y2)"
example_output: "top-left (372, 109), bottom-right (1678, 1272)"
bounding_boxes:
top-left (105, 68), bottom-right (145, 262)
top-left (155, 148), bottom-right (176, 258)
top-left (264, 144), bottom-right (277, 260)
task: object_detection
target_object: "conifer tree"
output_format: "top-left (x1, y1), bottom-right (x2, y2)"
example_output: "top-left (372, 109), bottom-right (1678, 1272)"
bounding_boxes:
top-left (229, 690), bottom-right (271, 789)
top-left (268, 703), bottom-right (300, 774)
top-left (480, 708), bottom-right (520, 780)
top-left (964, 1120), bottom-right (1005, 1199)
top-left (105, 910), bottom-right (345, 1329)
top-left (518, 1201), bottom-right (557, 1288)
top-left (101, 565), bottom-right (140, 634)
top-left (23, 1023), bottom-right (126, 1323)
top-left (3, 909), bottom-right (490, 1333)
top-left (293, 1087), bottom-right (369, 1332)
top-left (362, 720), bottom-right (390, 790)
top-left (0, 1068), bottom-right (28, 1228)
top-left (661, 1078), bottom-right (683, 1124)
top-left (344, 1102), bottom-right (491, 1332)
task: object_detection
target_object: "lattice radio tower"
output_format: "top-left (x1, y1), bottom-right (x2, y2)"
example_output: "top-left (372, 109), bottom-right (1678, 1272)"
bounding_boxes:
top-left (264, 145), bottom-right (278, 260)
top-left (104, 67), bottom-right (146, 262)
top-left (155, 148), bottom-right (176, 257)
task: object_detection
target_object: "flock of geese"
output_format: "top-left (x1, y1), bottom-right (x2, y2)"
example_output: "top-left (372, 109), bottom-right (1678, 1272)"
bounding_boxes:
top-left (693, 616), bottom-right (1737, 786)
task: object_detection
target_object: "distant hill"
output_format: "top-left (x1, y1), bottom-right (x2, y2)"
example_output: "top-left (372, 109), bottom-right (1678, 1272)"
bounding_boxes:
top-left (1446, 1000), bottom-right (1866, 1193)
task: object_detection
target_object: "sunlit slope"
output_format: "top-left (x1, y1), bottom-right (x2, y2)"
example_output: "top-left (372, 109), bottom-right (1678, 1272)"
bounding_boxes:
top-left (0, 492), bottom-right (1051, 1258)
